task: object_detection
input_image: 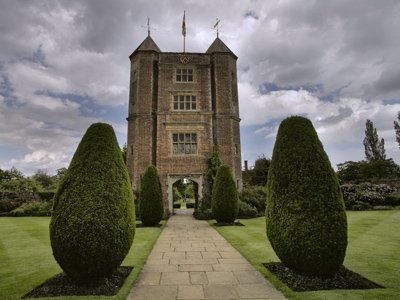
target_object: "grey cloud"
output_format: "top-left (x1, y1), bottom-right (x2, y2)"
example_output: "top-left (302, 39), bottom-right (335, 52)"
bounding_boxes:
top-left (316, 107), bottom-right (353, 126)
top-left (374, 67), bottom-right (400, 96)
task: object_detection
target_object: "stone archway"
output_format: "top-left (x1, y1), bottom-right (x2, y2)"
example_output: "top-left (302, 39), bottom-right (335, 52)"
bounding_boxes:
top-left (167, 173), bottom-right (203, 214)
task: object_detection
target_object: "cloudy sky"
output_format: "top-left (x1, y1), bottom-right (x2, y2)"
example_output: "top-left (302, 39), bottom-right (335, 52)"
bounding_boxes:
top-left (0, 0), bottom-right (399, 175)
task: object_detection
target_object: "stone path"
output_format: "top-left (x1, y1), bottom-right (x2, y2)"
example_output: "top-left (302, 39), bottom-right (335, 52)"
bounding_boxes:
top-left (127, 215), bottom-right (286, 300)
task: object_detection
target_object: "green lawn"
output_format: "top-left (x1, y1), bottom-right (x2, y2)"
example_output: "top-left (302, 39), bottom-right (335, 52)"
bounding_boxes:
top-left (213, 210), bottom-right (400, 300)
top-left (0, 217), bottom-right (163, 300)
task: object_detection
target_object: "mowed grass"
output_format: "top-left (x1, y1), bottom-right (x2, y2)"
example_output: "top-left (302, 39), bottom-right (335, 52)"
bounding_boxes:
top-left (213, 210), bottom-right (400, 300)
top-left (0, 217), bottom-right (163, 300)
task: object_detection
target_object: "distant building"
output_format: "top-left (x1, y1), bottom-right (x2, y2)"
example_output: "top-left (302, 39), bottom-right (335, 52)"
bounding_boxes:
top-left (127, 33), bottom-right (242, 215)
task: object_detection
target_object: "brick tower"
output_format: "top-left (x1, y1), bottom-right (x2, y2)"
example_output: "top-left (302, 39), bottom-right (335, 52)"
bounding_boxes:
top-left (126, 33), bottom-right (242, 215)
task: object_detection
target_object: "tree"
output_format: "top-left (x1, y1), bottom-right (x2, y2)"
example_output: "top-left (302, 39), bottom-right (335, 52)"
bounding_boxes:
top-left (212, 165), bottom-right (239, 223)
top-left (139, 165), bottom-right (164, 226)
top-left (31, 169), bottom-right (56, 190)
top-left (50, 123), bottom-right (135, 282)
top-left (0, 169), bottom-right (7, 181)
top-left (337, 159), bottom-right (400, 182)
top-left (0, 167), bottom-right (24, 181)
top-left (121, 143), bottom-right (127, 164)
top-left (252, 156), bottom-right (270, 186)
top-left (207, 144), bottom-right (221, 194)
top-left (0, 177), bottom-right (40, 192)
top-left (395, 112), bottom-right (400, 149)
top-left (359, 159), bottom-right (400, 180)
top-left (56, 167), bottom-right (68, 181)
top-left (266, 116), bottom-right (347, 276)
top-left (337, 161), bottom-right (363, 182)
top-left (363, 119), bottom-right (386, 161)
top-left (243, 155), bottom-right (271, 186)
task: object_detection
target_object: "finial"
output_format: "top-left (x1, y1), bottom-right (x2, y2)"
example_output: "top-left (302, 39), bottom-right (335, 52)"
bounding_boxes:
top-left (213, 18), bottom-right (220, 38)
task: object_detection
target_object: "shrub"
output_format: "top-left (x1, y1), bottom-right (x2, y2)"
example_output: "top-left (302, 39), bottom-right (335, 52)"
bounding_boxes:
top-left (266, 116), bottom-right (347, 277)
top-left (186, 202), bottom-right (195, 209)
top-left (193, 208), bottom-right (214, 220)
top-left (240, 185), bottom-right (266, 216)
top-left (0, 192), bottom-right (42, 213)
top-left (341, 183), bottom-right (397, 209)
top-left (37, 192), bottom-right (55, 202)
top-left (352, 201), bottom-right (372, 211)
top-left (9, 200), bottom-right (51, 216)
top-left (238, 201), bottom-right (258, 219)
top-left (139, 165), bottom-right (163, 226)
top-left (212, 165), bottom-right (239, 223)
top-left (0, 197), bottom-right (23, 213)
top-left (50, 123), bottom-right (135, 282)
top-left (173, 203), bottom-right (181, 209)
top-left (383, 194), bottom-right (400, 206)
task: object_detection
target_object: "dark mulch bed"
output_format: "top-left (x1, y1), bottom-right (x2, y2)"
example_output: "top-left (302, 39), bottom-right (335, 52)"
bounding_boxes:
top-left (136, 223), bottom-right (163, 228)
top-left (264, 262), bottom-right (383, 292)
top-left (23, 266), bottom-right (132, 298)
top-left (214, 221), bottom-right (244, 226)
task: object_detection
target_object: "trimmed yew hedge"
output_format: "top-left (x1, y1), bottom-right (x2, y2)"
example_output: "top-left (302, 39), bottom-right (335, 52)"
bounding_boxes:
top-left (139, 165), bottom-right (163, 226)
top-left (212, 165), bottom-right (239, 223)
top-left (266, 116), bottom-right (347, 277)
top-left (50, 123), bottom-right (135, 282)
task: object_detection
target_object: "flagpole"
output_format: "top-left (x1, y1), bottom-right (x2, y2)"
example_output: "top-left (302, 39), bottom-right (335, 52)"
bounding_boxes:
top-left (182, 11), bottom-right (186, 53)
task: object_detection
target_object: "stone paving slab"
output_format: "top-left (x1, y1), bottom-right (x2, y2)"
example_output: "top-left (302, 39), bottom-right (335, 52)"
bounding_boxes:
top-left (127, 215), bottom-right (286, 300)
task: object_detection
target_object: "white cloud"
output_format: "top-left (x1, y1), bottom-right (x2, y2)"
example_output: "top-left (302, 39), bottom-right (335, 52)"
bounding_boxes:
top-left (0, 0), bottom-right (400, 174)
top-left (3, 150), bottom-right (70, 175)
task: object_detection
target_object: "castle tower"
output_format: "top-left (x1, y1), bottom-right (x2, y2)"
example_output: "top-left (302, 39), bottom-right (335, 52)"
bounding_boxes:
top-left (127, 34), bottom-right (242, 215)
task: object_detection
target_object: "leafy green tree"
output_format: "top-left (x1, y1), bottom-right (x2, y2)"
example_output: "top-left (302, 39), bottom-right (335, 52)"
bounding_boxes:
top-left (363, 119), bottom-right (386, 161)
top-left (184, 181), bottom-right (195, 199)
top-left (121, 143), bottom-right (127, 164)
top-left (56, 167), bottom-right (68, 181)
top-left (337, 161), bottom-right (362, 182)
top-left (243, 155), bottom-right (271, 186)
top-left (395, 112), bottom-right (400, 149)
top-left (212, 165), bottom-right (239, 223)
top-left (359, 159), bottom-right (400, 180)
top-left (31, 169), bottom-right (56, 190)
top-left (0, 169), bottom-right (7, 181)
top-left (0, 177), bottom-right (40, 192)
top-left (173, 186), bottom-right (183, 202)
top-left (139, 165), bottom-right (163, 226)
top-left (0, 167), bottom-right (24, 181)
top-left (50, 123), bottom-right (135, 282)
top-left (251, 156), bottom-right (270, 186)
top-left (266, 116), bottom-right (347, 276)
top-left (337, 159), bottom-right (400, 182)
top-left (207, 144), bottom-right (221, 194)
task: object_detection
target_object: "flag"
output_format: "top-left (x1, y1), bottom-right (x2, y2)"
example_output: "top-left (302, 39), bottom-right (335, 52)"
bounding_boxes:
top-left (182, 11), bottom-right (186, 37)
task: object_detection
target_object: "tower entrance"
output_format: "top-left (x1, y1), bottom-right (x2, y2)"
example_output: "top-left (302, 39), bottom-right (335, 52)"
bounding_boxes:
top-left (167, 174), bottom-right (203, 214)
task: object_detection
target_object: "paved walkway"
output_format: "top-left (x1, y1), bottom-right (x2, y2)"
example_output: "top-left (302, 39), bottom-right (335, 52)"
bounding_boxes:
top-left (128, 215), bottom-right (286, 300)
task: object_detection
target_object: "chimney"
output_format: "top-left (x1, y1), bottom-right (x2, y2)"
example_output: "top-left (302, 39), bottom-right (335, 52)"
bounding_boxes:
top-left (244, 160), bottom-right (248, 171)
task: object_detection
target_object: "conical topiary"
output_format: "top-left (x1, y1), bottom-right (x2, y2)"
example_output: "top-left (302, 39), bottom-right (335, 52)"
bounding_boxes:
top-left (212, 165), bottom-right (239, 223)
top-left (266, 116), bottom-right (347, 276)
top-left (139, 165), bottom-right (163, 226)
top-left (50, 123), bottom-right (135, 282)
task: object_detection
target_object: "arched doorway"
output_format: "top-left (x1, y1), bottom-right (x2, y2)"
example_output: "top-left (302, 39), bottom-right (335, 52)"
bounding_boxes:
top-left (167, 174), bottom-right (203, 215)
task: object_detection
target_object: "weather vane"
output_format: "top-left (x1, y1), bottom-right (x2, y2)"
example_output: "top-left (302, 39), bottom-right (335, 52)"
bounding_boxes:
top-left (141, 17), bottom-right (154, 36)
top-left (213, 18), bottom-right (220, 37)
